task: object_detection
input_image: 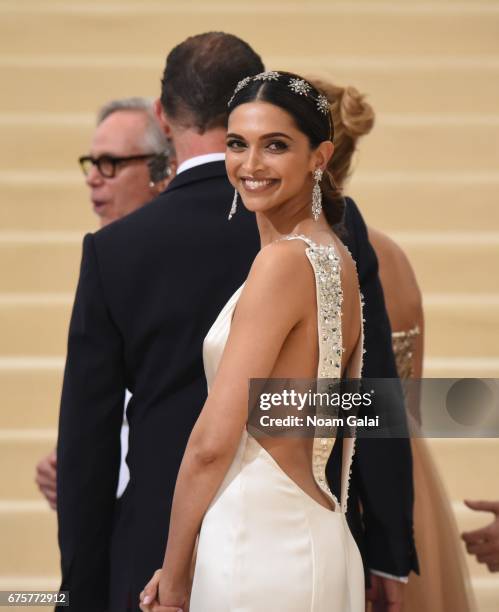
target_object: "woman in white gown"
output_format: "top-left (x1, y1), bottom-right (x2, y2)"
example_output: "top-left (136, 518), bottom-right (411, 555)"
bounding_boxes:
top-left (140, 71), bottom-right (365, 612)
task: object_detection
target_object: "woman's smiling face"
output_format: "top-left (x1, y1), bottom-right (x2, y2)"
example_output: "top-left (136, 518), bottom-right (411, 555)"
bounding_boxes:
top-left (226, 101), bottom-right (325, 217)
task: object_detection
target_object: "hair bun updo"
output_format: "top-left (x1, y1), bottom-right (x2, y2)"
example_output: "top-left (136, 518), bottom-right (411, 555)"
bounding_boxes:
top-left (338, 85), bottom-right (375, 139)
top-left (308, 77), bottom-right (375, 189)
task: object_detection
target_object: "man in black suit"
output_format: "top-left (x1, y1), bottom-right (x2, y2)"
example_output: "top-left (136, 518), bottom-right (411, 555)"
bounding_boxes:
top-left (56, 32), bottom-right (417, 612)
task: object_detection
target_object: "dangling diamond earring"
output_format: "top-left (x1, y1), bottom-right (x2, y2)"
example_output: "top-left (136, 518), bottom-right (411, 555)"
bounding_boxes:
top-left (228, 189), bottom-right (238, 220)
top-left (312, 168), bottom-right (323, 221)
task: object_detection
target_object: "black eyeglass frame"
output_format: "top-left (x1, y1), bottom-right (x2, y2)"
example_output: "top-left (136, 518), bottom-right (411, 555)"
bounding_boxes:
top-left (78, 153), bottom-right (157, 178)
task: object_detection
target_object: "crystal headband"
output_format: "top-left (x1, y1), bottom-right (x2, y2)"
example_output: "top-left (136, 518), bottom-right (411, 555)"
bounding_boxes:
top-left (227, 71), bottom-right (332, 137)
top-left (228, 71), bottom-right (330, 114)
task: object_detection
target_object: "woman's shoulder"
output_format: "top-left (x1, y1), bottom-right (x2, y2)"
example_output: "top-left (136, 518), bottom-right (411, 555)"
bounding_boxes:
top-left (249, 237), bottom-right (315, 291)
top-left (231, 238), bottom-right (317, 330)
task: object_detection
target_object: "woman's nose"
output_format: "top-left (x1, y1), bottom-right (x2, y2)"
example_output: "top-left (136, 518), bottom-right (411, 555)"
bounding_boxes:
top-left (242, 147), bottom-right (264, 175)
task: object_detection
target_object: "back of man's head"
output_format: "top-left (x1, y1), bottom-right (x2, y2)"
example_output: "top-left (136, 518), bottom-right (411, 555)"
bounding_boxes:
top-left (161, 32), bottom-right (264, 134)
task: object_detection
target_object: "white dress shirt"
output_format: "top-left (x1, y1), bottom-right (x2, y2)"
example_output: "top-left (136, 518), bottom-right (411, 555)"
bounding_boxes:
top-left (176, 152), bottom-right (226, 175)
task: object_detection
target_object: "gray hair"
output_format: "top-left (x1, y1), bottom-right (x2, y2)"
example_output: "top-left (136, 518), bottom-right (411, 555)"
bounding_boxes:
top-left (97, 97), bottom-right (174, 157)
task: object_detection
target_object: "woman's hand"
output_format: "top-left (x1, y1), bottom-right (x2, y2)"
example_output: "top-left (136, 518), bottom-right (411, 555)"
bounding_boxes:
top-left (139, 569), bottom-right (187, 612)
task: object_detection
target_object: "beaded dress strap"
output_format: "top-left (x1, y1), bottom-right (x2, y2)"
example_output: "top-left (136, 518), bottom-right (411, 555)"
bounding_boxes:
top-left (280, 233), bottom-right (364, 513)
top-left (281, 234), bottom-right (344, 511)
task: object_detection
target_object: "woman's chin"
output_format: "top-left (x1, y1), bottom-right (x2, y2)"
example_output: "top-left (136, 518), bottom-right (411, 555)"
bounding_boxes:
top-left (240, 195), bottom-right (280, 215)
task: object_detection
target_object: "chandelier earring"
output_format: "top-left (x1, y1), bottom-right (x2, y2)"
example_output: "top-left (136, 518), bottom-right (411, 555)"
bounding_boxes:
top-left (312, 168), bottom-right (323, 221)
top-left (228, 189), bottom-right (238, 220)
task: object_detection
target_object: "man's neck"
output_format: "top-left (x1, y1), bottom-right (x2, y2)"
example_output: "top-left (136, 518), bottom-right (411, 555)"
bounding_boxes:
top-left (171, 126), bottom-right (227, 167)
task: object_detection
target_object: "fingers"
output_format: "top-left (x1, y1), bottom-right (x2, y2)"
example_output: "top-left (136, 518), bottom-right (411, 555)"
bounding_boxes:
top-left (45, 491), bottom-right (57, 510)
top-left (139, 601), bottom-right (181, 612)
top-left (366, 588), bottom-right (379, 603)
top-left (464, 522), bottom-right (499, 572)
top-left (383, 579), bottom-right (404, 603)
top-left (465, 540), bottom-right (498, 556)
top-left (48, 448), bottom-right (57, 466)
top-left (370, 598), bottom-right (402, 612)
top-left (139, 569), bottom-right (163, 609)
top-left (465, 527), bottom-right (499, 555)
top-left (462, 527), bottom-right (488, 543)
top-left (142, 572), bottom-right (161, 600)
top-left (476, 552), bottom-right (499, 565)
top-left (35, 472), bottom-right (57, 493)
top-left (35, 452), bottom-right (57, 483)
top-left (35, 452), bottom-right (58, 509)
top-left (465, 499), bottom-right (499, 514)
top-left (366, 574), bottom-right (382, 602)
top-left (366, 575), bottom-right (404, 612)
top-left (462, 500), bottom-right (499, 545)
top-left (35, 465), bottom-right (56, 483)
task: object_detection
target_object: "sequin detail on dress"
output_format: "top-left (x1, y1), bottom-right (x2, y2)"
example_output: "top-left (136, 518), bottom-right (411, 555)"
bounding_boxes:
top-left (282, 234), bottom-right (364, 512)
top-left (392, 326), bottom-right (420, 381)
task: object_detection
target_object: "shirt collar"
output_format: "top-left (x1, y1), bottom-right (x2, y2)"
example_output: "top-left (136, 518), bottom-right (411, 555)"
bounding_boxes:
top-left (176, 153), bottom-right (226, 175)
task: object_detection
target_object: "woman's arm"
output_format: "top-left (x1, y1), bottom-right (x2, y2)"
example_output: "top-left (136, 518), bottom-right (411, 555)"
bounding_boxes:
top-left (157, 242), bottom-right (314, 605)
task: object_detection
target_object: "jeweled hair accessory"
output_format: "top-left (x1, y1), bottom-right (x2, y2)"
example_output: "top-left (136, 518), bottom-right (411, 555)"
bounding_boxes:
top-left (316, 94), bottom-right (330, 115)
top-left (288, 77), bottom-right (312, 96)
top-left (254, 70), bottom-right (280, 81)
top-left (227, 71), bottom-right (330, 117)
top-left (227, 71), bottom-right (333, 140)
top-left (227, 76), bottom-right (252, 106)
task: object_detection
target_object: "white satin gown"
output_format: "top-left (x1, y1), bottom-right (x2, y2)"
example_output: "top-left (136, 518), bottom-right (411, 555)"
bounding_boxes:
top-left (190, 235), bottom-right (365, 611)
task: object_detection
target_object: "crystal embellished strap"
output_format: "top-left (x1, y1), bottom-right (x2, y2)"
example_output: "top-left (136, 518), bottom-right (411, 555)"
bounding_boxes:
top-left (306, 240), bottom-right (345, 511)
top-left (282, 234), bottom-right (346, 511)
top-left (277, 233), bottom-right (364, 513)
top-left (280, 233), bottom-right (315, 248)
top-left (340, 289), bottom-right (365, 512)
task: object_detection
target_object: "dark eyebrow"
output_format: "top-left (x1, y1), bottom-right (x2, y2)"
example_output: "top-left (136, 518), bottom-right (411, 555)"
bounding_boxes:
top-left (226, 132), bottom-right (293, 140)
top-left (261, 132), bottom-right (292, 140)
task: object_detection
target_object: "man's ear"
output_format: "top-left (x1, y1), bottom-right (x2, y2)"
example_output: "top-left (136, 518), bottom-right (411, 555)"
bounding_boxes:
top-left (154, 98), bottom-right (172, 138)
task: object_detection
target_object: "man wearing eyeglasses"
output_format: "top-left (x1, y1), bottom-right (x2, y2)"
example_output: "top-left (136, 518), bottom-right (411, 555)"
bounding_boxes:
top-left (80, 97), bottom-right (175, 226)
top-left (35, 97), bottom-right (175, 509)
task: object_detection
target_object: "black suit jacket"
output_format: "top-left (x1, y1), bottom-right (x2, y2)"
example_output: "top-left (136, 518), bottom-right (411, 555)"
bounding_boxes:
top-left (57, 161), bottom-right (416, 611)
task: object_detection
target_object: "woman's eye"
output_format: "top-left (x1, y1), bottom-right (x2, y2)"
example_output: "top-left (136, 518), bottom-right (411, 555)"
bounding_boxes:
top-left (227, 139), bottom-right (245, 150)
top-left (267, 140), bottom-right (288, 152)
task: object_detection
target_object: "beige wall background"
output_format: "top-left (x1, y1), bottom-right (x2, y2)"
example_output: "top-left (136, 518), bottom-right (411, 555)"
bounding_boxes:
top-left (0, 1), bottom-right (498, 609)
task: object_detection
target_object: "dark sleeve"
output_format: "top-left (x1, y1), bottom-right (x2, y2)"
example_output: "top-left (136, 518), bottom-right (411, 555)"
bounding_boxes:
top-left (56, 233), bottom-right (125, 611)
top-left (345, 198), bottom-right (419, 577)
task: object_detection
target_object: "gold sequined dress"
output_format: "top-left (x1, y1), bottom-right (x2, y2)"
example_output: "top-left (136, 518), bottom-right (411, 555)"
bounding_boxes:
top-left (393, 327), bottom-right (476, 612)
top-left (189, 236), bottom-right (365, 611)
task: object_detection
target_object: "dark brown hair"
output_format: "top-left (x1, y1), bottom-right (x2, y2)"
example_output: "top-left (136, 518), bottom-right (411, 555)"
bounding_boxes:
top-left (161, 32), bottom-right (264, 133)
